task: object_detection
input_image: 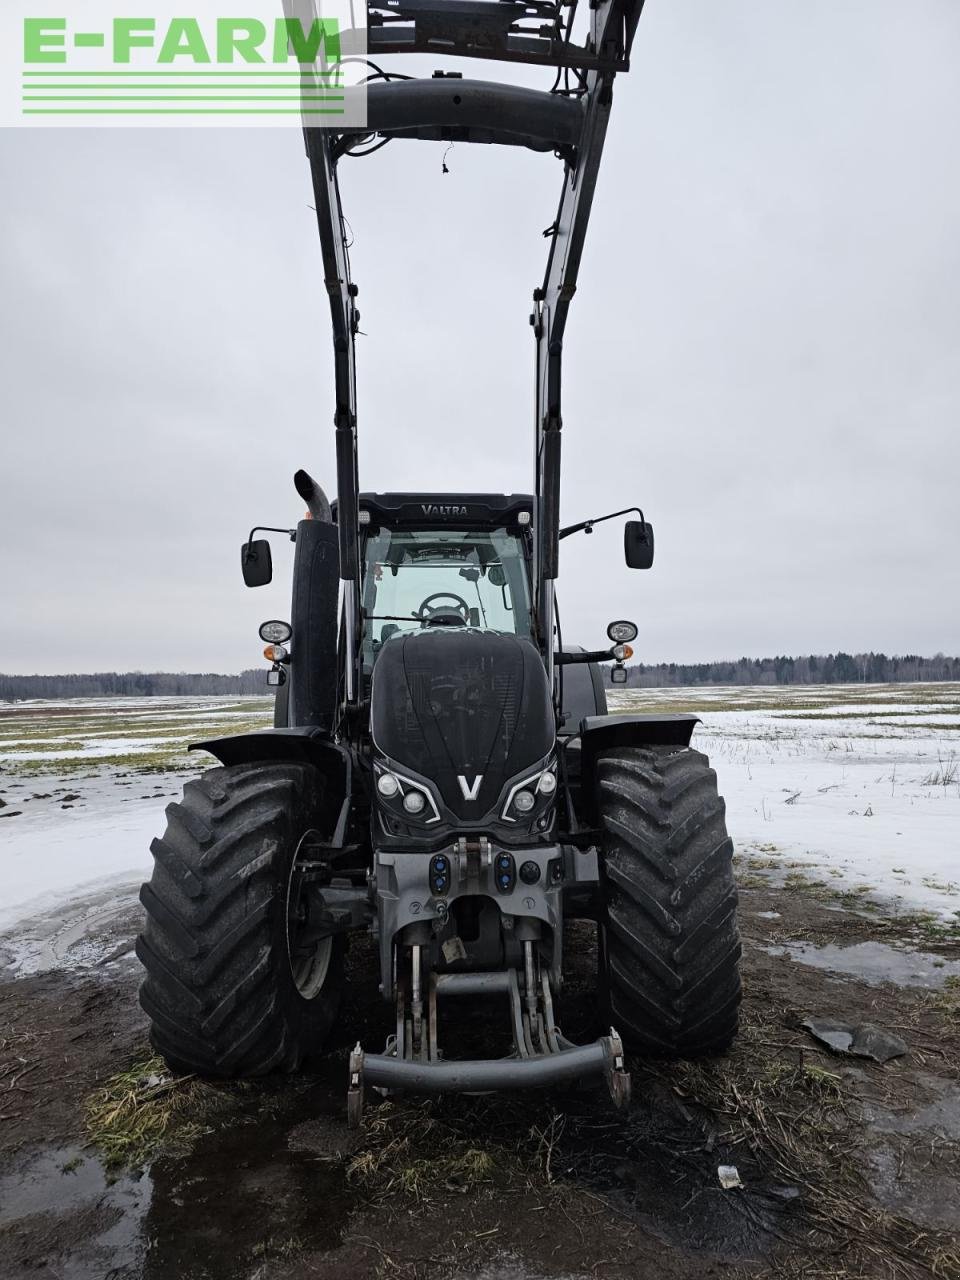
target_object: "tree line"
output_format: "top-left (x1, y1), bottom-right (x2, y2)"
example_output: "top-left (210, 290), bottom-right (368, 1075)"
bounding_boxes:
top-left (0, 670), bottom-right (269, 700)
top-left (1, 652), bottom-right (958, 701)
top-left (624, 652), bottom-right (960, 687)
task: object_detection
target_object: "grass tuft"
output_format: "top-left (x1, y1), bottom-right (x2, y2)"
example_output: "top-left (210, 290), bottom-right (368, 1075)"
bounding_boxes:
top-left (84, 1053), bottom-right (238, 1167)
top-left (345, 1098), bottom-right (553, 1206)
top-left (761, 1061), bottom-right (844, 1103)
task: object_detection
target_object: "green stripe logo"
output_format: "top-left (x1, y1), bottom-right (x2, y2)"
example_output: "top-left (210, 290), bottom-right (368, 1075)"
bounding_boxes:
top-left (8, 9), bottom-right (367, 124)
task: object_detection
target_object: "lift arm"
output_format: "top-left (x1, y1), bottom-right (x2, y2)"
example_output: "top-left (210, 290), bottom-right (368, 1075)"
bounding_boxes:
top-left (304, 127), bottom-right (362, 702)
top-left (533, 0), bottom-right (646, 663)
top-left (301, 0), bottom-right (646, 706)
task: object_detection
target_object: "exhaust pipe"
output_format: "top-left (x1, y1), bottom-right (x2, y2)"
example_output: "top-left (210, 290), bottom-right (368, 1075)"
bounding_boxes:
top-left (294, 469), bottom-right (333, 523)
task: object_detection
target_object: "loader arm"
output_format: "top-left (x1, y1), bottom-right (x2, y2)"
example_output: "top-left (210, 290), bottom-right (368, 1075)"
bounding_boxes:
top-left (140, 0), bottom-right (745, 1120)
top-left (302, 0), bottom-right (647, 707)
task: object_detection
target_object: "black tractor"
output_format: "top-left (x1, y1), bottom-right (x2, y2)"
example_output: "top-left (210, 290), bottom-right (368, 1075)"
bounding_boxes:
top-left (137, 0), bottom-right (741, 1119)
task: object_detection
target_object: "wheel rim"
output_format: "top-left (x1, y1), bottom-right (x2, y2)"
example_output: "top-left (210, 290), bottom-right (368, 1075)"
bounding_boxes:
top-left (285, 831), bottom-right (334, 1000)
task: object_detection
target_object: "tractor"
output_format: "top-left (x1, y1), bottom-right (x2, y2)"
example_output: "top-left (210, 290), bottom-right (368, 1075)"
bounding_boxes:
top-left (137, 0), bottom-right (741, 1120)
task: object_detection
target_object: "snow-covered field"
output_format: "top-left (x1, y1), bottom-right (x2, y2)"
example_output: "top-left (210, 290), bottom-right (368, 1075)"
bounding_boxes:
top-left (611, 683), bottom-right (960, 920)
top-left (0, 697), bottom-right (271, 932)
top-left (1, 685), bottom-right (958, 940)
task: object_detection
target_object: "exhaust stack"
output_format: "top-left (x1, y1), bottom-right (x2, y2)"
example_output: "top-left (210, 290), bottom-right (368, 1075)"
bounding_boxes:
top-left (294, 469), bottom-right (333, 523)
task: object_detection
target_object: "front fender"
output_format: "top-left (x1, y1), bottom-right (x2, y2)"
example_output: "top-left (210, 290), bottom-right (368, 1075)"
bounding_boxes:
top-left (191, 726), bottom-right (346, 770)
top-left (189, 728), bottom-right (354, 846)
top-left (578, 713), bottom-right (700, 822)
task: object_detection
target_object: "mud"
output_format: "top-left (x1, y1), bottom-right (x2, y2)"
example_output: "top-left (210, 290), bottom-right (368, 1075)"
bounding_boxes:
top-left (0, 880), bottom-right (958, 1280)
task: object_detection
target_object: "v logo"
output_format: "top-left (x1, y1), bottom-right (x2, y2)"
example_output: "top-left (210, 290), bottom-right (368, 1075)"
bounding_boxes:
top-left (457, 774), bottom-right (483, 801)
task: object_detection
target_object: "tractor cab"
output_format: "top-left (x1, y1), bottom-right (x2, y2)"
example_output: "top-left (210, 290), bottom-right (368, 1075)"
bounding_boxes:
top-left (356, 493), bottom-right (536, 679)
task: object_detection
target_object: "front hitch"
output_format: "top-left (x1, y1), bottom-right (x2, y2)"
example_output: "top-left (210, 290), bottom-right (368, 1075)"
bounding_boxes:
top-left (345, 965), bottom-right (630, 1125)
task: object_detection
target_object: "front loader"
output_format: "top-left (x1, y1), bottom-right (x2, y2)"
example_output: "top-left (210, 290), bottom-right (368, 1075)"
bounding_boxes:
top-left (137, 0), bottom-right (741, 1120)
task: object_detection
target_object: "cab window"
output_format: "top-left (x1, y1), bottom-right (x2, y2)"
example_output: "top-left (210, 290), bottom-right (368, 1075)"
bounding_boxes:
top-left (360, 526), bottom-right (533, 670)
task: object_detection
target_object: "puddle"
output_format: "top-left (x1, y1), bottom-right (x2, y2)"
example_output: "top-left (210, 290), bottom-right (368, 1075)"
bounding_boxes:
top-left (553, 1085), bottom-right (798, 1259)
top-left (862, 1144), bottom-right (960, 1231)
top-left (861, 1074), bottom-right (960, 1140)
top-left (0, 1146), bottom-right (150, 1279)
top-left (140, 1107), bottom-right (353, 1278)
top-left (0, 1081), bottom-right (359, 1280)
top-left (763, 940), bottom-right (960, 988)
top-left (857, 1078), bottom-right (960, 1234)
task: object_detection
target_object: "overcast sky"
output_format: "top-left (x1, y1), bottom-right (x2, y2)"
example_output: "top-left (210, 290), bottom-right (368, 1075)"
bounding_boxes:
top-left (1, 0), bottom-right (958, 676)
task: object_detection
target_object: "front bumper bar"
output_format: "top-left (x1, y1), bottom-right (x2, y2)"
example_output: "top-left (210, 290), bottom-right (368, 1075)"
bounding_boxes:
top-left (358, 1031), bottom-right (627, 1095)
top-left (346, 961), bottom-right (631, 1125)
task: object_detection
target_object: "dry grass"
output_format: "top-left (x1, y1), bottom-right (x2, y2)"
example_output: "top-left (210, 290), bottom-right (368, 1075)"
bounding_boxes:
top-left (346, 1098), bottom-right (535, 1202)
top-left (921, 761), bottom-right (960, 788)
top-left (738, 873), bottom-right (770, 889)
top-left (924, 975), bottom-right (960, 1019)
top-left (84, 1053), bottom-right (241, 1167)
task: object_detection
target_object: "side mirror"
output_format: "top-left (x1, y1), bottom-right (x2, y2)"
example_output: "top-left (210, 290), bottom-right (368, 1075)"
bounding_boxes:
top-left (624, 520), bottom-right (654, 570)
top-left (241, 539), bottom-right (273, 587)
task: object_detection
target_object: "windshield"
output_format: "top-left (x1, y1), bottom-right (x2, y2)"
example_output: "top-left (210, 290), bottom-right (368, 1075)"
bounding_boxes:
top-left (361, 526), bottom-right (533, 670)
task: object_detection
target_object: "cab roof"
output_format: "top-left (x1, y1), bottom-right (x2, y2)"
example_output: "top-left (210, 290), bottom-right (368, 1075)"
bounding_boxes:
top-left (334, 493), bottom-right (534, 529)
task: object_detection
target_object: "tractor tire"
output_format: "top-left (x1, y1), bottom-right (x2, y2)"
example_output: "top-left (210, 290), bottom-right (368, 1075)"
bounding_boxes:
top-left (597, 746), bottom-right (741, 1056)
top-left (137, 761), bottom-right (343, 1078)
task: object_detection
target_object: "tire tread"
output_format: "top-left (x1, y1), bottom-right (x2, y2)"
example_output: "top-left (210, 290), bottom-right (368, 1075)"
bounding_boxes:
top-left (599, 746), bottom-right (741, 1056)
top-left (138, 762), bottom-right (340, 1078)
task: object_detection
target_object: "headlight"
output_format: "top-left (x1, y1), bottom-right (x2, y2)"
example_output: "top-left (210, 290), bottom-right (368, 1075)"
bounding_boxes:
top-left (259, 619), bottom-right (292, 644)
top-left (502, 764), bottom-right (557, 821)
top-left (512, 789), bottom-right (536, 813)
top-left (538, 771), bottom-right (557, 795)
top-left (374, 766), bottom-right (440, 824)
top-left (607, 619), bottom-right (638, 643)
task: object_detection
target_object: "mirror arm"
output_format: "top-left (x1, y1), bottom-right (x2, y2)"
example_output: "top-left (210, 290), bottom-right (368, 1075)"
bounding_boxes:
top-left (559, 506), bottom-right (645, 540)
top-left (244, 525), bottom-right (297, 556)
top-left (555, 647), bottom-right (615, 665)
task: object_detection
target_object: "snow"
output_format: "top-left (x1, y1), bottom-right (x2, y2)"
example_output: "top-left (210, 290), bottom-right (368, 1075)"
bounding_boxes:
top-left (0, 787), bottom-right (163, 932)
top-left (0, 741), bottom-right (182, 763)
top-left (0, 696), bottom-right (273, 938)
top-left (611, 684), bottom-right (960, 919)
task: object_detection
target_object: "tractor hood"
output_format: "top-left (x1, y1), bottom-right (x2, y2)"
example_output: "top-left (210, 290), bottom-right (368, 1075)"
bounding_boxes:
top-left (370, 629), bottom-right (555, 819)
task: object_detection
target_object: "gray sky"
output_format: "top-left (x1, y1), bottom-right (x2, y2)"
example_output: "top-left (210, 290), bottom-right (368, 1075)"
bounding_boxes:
top-left (1, 0), bottom-right (959, 675)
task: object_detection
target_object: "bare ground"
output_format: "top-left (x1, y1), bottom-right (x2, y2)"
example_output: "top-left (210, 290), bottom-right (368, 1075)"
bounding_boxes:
top-left (0, 880), bottom-right (958, 1280)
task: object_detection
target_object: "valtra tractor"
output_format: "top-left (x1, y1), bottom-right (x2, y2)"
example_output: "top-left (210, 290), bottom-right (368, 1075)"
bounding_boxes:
top-left (137, 0), bottom-right (741, 1121)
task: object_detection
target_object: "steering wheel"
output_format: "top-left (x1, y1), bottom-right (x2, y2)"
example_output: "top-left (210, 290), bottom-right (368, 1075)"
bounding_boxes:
top-left (416, 591), bottom-right (471, 626)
